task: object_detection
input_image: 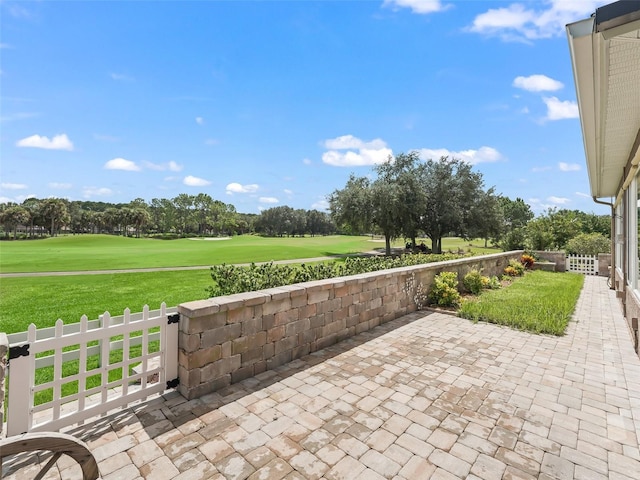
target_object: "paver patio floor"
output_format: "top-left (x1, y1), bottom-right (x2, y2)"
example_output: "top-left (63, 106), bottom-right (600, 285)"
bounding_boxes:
top-left (3, 276), bottom-right (640, 479)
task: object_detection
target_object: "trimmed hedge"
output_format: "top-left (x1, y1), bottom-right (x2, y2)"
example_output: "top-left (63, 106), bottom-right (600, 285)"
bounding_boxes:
top-left (208, 252), bottom-right (466, 297)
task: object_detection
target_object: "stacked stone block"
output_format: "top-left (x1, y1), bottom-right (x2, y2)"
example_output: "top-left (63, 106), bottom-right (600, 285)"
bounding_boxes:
top-left (177, 251), bottom-right (520, 399)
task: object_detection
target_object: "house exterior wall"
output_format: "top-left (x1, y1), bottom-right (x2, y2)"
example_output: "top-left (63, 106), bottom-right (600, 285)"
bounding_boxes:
top-left (1, 333), bottom-right (7, 434)
top-left (610, 173), bottom-right (640, 356)
top-left (614, 269), bottom-right (640, 354)
top-left (176, 251), bottom-right (522, 400)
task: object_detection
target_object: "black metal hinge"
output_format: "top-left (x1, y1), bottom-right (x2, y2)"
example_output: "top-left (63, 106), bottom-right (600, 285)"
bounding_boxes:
top-left (9, 343), bottom-right (30, 360)
top-left (166, 377), bottom-right (179, 389)
top-left (167, 313), bottom-right (179, 324)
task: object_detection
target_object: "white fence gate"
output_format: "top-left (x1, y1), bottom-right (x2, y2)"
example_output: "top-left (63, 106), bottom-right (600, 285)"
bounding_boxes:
top-left (566, 254), bottom-right (598, 275)
top-left (6, 304), bottom-right (178, 436)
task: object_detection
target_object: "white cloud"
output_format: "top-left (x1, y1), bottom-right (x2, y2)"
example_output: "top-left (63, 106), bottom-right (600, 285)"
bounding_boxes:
top-left (311, 199), bottom-right (329, 211)
top-left (543, 96), bottom-right (579, 120)
top-left (259, 197), bottom-right (279, 204)
top-left (469, 4), bottom-right (533, 39)
top-left (323, 149), bottom-right (393, 167)
top-left (7, 4), bottom-right (33, 19)
top-left (418, 146), bottom-right (503, 165)
top-left (143, 161), bottom-right (165, 171)
top-left (323, 135), bottom-right (386, 150)
top-left (531, 166), bottom-right (553, 172)
top-left (468, 1), bottom-right (606, 42)
top-left (576, 191), bottom-right (591, 198)
top-left (195, 116), bottom-right (204, 125)
top-left (183, 175), bottom-right (211, 187)
top-left (83, 187), bottom-right (113, 198)
top-left (110, 72), bottom-right (134, 81)
top-left (0, 43), bottom-right (13, 49)
top-left (168, 161), bottom-right (183, 172)
top-left (513, 75), bottom-right (563, 92)
top-left (1, 112), bottom-right (40, 122)
top-left (383, 0), bottom-right (450, 14)
top-left (322, 135), bottom-right (392, 167)
top-left (226, 182), bottom-right (259, 194)
top-left (16, 133), bottom-right (74, 151)
top-left (559, 162), bottom-right (580, 172)
top-left (303, 158), bottom-right (312, 165)
top-left (204, 139), bottom-right (219, 146)
top-left (1, 183), bottom-right (27, 190)
top-left (284, 189), bottom-right (293, 195)
top-left (142, 160), bottom-right (184, 172)
top-left (548, 195), bottom-right (571, 205)
top-left (48, 182), bottom-right (72, 189)
top-left (104, 158), bottom-right (141, 171)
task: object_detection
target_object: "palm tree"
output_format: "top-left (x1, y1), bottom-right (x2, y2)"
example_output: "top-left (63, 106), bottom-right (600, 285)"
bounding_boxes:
top-left (0, 206), bottom-right (30, 238)
top-left (22, 198), bottom-right (43, 237)
top-left (40, 198), bottom-right (70, 236)
top-left (130, 207), bottom-right (151, 238)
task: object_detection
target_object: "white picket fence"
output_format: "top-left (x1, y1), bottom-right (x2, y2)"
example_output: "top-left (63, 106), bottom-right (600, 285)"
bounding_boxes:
top-left (566, 254), bottom-right (599, 275)
top-left (6, 304), bottom-right (178, 436)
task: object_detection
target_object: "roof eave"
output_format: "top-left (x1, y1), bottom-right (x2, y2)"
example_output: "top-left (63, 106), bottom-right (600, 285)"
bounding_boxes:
top-left (567, 17), bottom-right (605, 197)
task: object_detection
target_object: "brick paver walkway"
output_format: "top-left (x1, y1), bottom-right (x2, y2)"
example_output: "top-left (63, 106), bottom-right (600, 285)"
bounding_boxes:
top-left (3, 276), bottom-right (640, 479)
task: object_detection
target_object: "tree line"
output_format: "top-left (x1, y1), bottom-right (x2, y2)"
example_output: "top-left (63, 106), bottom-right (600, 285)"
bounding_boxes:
top-left (0, 194), bottom-right (336, 239)
top-left (1, 154), bottom-right (609, 253)
top-left (329, 152), bottom-right (610, 255)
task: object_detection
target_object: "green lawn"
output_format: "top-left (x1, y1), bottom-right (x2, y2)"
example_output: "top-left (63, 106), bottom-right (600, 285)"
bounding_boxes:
top-left (458, 270), bottom-right (584, 335)
top-left (0, 270), bottom-right (211, 335)
top-left (0, 234), bottom-right (499, 273)
top-left (0, 234), bottom-right (375, 273)
top-left (0, 235), bottom-right (498, 335)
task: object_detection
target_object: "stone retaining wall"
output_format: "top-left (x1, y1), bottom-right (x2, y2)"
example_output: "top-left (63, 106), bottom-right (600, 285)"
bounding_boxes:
top-left (598, 253), bottom-right (612, 277)
top-left (533, 251), bottom-right (611, 276)
top-left (533, 251), bottom-right (566, 272)
top-left (176, 251), bottom-right (523, 399)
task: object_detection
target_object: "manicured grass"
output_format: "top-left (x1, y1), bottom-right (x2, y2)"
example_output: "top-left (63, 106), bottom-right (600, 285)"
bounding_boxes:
top-left (0, 234), bottom-right (498, 273)
top-left (0, 234), bottom-right (375, 273)
top-left (457, 271), bottom-right (584, 335)
top-left (0, 270), bottom-right (211, 335)
top-left (32, 341), bottom-right (159, 406)
top-left (0, 235), bottom-right (496, 335)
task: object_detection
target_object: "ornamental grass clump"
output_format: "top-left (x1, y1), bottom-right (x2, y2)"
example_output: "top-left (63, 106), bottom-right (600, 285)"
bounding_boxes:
top-left (429, 271), bottom-right (461, 308)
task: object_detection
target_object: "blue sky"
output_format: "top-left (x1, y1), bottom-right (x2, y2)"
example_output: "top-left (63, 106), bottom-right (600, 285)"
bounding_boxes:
top-left (0, 0), bottom-right (611, 215)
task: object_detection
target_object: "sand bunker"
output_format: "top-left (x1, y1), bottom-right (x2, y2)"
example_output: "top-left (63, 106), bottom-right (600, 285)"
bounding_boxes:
top-left (188, 237), bottom-right (231, 241)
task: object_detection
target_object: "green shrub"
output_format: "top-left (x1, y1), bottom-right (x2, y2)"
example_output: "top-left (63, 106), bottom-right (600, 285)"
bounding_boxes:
top-left (565, 233), bottom-right (610, 256)
top-left (500, 227), bottom-right (527, 251)
top-left (463, 270), bottom-right (485, 295)
top-left (486, 276), bottom-right (502, 289)
top-left (429, 272), bottom-right (461, 308)
top-left (207, 252), bottom-right (468, 297)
